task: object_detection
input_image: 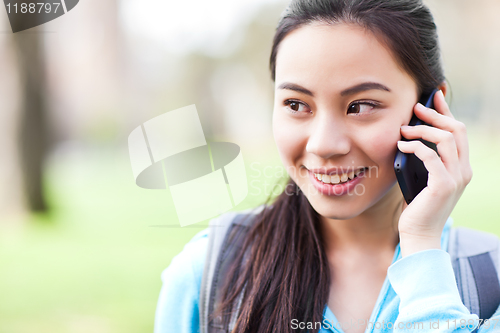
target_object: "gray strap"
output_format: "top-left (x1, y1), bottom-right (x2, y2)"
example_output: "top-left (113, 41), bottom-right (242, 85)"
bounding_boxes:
top-left (200, 206), bottom-right (264, 333)
top-left (228, 283), bottom-right (246, 331)
top-left (468, 252), bottom-right (500, 320)
top-left (200, 212), bottom-right (239, 333)
top-left (449, 226), bottom-right (500, 330)
top-left (450, 228), bottom-right (480, 316)
top-left (228, 246), bottom-right (252, 331)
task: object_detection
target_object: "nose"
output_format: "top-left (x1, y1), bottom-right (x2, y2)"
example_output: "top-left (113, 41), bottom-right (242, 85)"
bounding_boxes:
top-left (305, 114), bottom-right (351, 159)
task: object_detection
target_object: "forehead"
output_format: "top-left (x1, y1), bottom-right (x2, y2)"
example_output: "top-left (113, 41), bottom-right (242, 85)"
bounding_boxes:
top-left (274, 23), bottom-right (416, 92)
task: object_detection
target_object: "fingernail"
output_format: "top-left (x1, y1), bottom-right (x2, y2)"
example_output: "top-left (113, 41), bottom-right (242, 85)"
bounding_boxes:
top-left (438, 89), bottom-right (445, 98)
top-left (400, 125), bottom-right (411, 130)
top-left (415, 103), bottom-right (427, 111)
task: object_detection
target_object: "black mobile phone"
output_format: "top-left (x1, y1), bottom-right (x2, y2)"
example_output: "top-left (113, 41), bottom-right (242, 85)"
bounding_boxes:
top-left (394, 88), bottom-right (439, 204)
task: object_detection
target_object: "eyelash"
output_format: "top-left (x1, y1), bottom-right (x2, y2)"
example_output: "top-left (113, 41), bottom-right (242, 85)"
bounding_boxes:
top-left (283, 99), bottom-right (380, 115)
top-left (347, 100), bottom-right (380, 115)
top-left (283, 99), bottom-right (311, 114)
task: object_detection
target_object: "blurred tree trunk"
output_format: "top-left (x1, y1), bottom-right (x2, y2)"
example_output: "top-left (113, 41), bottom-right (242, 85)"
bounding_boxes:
top-left (12, 30), bottom-right (48, 212)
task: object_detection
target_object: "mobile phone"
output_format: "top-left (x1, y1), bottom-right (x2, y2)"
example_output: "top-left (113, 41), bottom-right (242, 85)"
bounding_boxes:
top-left (394, 88), bottom-right (439, 204)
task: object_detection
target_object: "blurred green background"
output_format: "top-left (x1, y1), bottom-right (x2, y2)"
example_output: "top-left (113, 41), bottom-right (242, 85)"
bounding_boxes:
top-left (0, 0), bottom-right (499, 332)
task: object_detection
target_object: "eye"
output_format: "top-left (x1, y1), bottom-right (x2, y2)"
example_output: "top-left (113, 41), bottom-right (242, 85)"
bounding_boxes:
top-left (284, 100), bottom-right (311, 114)
top-left (347, 101), bottom-right (378, 115)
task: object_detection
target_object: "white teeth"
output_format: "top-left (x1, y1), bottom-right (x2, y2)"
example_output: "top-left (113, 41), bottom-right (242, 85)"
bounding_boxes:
top-left (321, 174), bottom-right (331, 183)
top-left (314, 170), bottom-right (364, 184)
top-left (340, 173), bottom-right (348, 182)
top-left (330, 174), bottom-right (341, 184)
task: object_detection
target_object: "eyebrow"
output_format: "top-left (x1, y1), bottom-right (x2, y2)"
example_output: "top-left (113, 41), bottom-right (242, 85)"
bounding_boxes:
top-left (277, 81), bottom-right (391, 97)
top-left (340, 82), bottom-right (391, 96)
top-left (277, 82), bottom-right (314, 96)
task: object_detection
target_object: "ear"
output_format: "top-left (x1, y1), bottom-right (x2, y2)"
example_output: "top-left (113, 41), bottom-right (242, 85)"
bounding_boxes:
top-left (437, 81), bottom-right (448, 97)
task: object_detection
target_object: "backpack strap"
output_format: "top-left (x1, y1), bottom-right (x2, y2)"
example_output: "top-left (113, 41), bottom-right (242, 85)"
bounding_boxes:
top-left (201, 218), bottom-right (500, 332)
top-left (199, 207), bottom-right (262, 333)
top-left (448, 226), bottom-right (500, 328)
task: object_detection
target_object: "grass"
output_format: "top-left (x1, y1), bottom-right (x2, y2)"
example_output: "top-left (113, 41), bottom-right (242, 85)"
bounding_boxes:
top-left (451, 126), bottom-right (500, 232)
top-left (0, 143), bottom-right (280, 333)
top-left (0, 127), bottom-right (498, 333)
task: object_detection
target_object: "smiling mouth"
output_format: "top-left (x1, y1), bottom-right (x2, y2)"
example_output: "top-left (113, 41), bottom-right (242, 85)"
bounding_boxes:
top-left (312, 167), bottom-right (368, 185)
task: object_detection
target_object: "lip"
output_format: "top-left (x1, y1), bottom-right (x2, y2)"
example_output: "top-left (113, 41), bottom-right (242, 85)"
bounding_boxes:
top-left (307, 167), bottom-right (366, 176)
top-left (308, 168), bottom-right (366, 196)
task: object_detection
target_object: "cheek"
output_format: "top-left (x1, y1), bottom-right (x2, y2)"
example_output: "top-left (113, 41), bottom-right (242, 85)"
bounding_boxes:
top-left (362, 126), bottom-right (401, 167)
top-left (272, 112), bottom-right (305, 165)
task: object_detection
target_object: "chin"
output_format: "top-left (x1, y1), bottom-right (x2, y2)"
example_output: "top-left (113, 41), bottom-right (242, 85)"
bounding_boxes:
top-left (304, 194), bottom-right (366, 220)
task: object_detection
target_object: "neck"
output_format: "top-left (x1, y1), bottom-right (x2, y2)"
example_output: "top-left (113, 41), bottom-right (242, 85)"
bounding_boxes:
top-left (320, 183), bottom-right (403, 255)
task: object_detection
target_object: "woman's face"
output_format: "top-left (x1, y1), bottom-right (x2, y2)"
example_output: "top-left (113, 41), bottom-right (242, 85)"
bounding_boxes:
top-left (273, 23), bottom-right (419, 220)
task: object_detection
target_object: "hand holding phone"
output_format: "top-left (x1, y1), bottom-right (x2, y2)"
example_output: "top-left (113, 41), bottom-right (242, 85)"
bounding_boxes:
top-left (394, 89), bottom-right (440, 204)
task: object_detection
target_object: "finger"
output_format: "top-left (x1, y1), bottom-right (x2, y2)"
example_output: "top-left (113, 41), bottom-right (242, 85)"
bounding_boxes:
top-left (400, 125), bottom-right (461, 179)
top-left (413, 103), bottom-right (470, 170)
top-left (414, 103), bottom-right (457, 130)
top-left (434, 90), bottom-right (455, 119)
top-left (397, 140), bottom-right (453, 190)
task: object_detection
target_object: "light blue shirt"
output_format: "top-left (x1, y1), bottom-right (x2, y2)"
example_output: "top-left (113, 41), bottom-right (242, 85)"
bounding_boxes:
top-left (154, 216), bottom-right (500, 332)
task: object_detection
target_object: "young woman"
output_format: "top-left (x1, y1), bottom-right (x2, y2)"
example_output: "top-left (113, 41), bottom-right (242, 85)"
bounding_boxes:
top-left (154, 1), bottom-right (500, 332)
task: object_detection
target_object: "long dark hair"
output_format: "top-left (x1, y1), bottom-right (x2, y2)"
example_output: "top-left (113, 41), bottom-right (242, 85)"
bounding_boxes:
top-left (214, 1), bottom-right (445, 332)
